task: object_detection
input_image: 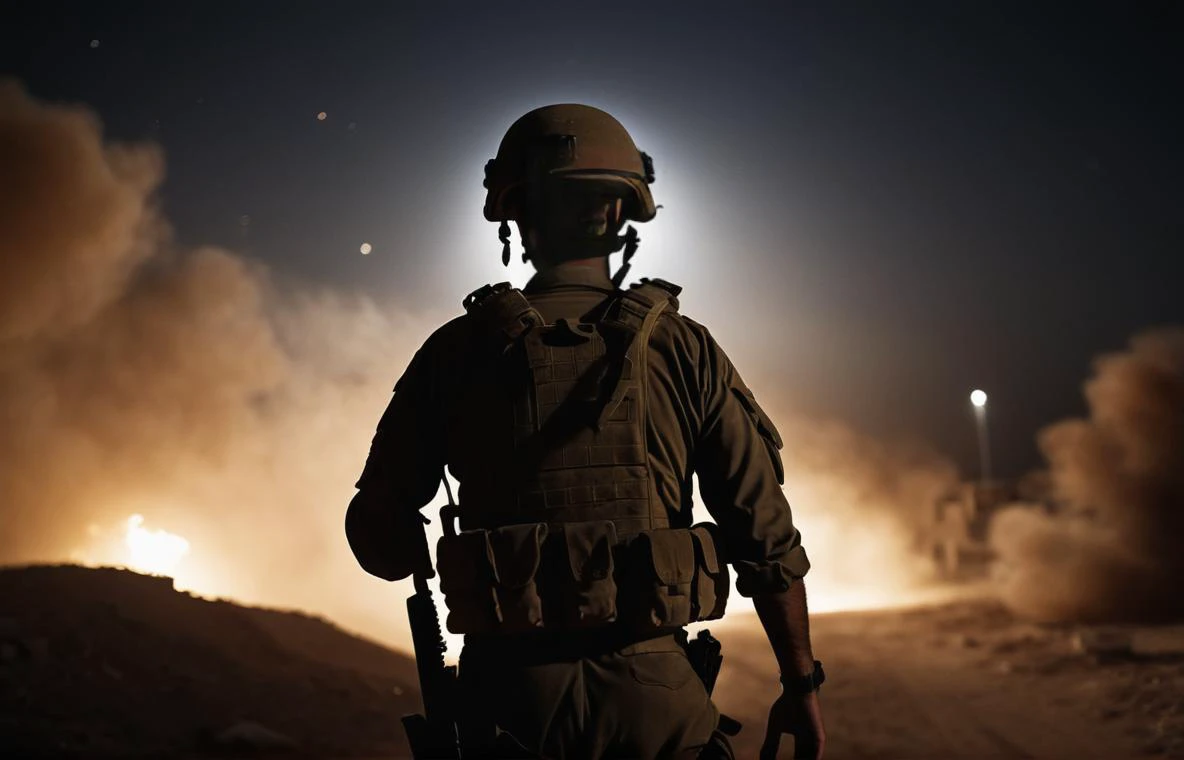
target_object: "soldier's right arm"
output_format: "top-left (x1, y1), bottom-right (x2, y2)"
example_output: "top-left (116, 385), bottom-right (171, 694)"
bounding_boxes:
top-left (346, 340), bottom-right (445, 581)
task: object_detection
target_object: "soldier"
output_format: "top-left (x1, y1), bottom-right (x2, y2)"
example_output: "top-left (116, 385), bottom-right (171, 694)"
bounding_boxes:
top-left (347, 104), bottom-right (826, 759)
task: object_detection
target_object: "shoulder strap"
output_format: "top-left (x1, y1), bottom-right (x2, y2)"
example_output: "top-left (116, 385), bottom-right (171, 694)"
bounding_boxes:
top-left (601, 277), bottom-right (681, 335)
top-left (463, 282), bottom-right (543, 348)
top-left (596, 278), bottom-right (682, 427)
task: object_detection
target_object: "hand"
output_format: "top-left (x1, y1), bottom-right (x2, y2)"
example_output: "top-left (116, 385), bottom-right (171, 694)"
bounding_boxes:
top-left (760, 690), bottom-right (825, 760)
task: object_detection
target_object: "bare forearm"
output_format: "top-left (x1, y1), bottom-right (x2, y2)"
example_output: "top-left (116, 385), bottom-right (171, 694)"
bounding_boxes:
top-left (752, 578), bottom-right (815, 677)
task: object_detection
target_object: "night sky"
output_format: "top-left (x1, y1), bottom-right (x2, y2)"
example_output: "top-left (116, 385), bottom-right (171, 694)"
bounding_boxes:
top-left (5, 1), bottom-right (1182, 480)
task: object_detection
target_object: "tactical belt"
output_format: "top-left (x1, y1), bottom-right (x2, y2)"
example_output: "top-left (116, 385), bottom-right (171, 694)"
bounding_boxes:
top-left (460, 626), bottom-right (679, 665)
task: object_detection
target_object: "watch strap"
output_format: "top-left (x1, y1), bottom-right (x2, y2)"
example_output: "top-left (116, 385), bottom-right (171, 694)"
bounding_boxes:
top-left (780, 659), bottom-right (825, 695)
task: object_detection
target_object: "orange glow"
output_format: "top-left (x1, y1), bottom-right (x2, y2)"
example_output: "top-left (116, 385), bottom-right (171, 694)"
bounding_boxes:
top-left (70, 514), bottom-right (236, 602)
top-left (804, 582), bottom-right (973, 614)
top-left (123, 514), bottom-right (190, 576)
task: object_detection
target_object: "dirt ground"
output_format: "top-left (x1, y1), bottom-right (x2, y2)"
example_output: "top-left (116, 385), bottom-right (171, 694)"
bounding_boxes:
top-left (4, 566), bottom-right (1183, 759)
top-left (0, 565), bottom-right (421, 758)
top-left (713, 601), bottom-right (1184, 759)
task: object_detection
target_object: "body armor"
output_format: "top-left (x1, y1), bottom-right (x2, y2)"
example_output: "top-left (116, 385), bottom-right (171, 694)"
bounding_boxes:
top-left (436, 279), bottom-right (729, 635)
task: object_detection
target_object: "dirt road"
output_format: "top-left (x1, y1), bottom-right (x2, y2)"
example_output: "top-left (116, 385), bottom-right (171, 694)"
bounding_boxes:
top-left (713, 602), bottom-right (1178, 759)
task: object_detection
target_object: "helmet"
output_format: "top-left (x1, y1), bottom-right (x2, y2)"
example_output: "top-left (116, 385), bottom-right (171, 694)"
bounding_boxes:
top-left (483, 104), bottom-right (656, 224)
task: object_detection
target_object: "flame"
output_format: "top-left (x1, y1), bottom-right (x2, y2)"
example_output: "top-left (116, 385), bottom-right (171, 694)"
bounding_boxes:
top-left (69, 513), bottom-right (241, 605)
top-left (123, 514), bottom-right (190, 576)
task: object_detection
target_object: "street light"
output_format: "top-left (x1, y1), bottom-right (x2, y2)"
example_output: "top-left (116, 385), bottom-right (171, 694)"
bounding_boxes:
top-left (970, 389), bottom-right (991, 484)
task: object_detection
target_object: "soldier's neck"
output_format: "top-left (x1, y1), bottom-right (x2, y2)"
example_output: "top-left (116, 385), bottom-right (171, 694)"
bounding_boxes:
top-left (532, 256), bottom-right (610, 277)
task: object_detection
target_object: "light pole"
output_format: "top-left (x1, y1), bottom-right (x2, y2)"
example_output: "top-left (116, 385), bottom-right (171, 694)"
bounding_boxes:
top-left (970, 389), bottom-right (991, 485)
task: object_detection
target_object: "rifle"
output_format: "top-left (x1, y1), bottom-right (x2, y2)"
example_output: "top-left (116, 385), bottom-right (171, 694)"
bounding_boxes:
top-left (682, 629), bottom-right (743, 737)
top-left (401, 572), bottom-right (461, 759)
top-left (681, 628), bottom-right (724, 695)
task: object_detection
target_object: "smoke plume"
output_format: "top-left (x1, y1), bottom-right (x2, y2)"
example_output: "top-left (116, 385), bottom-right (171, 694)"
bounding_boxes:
top-left (761, 402), bottom-right (959, 611)
top-left (989, 328), bottom-right (1184, 623)
top-left (0, 79), bottom-right (441, 642)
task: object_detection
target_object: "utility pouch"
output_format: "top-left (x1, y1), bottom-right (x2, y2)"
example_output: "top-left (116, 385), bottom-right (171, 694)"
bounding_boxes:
top-left (628, 529), bottom-right (697, 628)
top-left (555, 520), bottom-right (619, 627)
top-left (437, 529), bottom-right (498, 633)
top-left (690, 524), bottom-right (730, 621)
top-left (437, 523), bottom-right (547, 634)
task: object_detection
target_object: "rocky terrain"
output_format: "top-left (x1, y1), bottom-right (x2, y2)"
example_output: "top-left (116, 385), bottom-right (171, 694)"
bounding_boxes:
top-left (0, 565), bottom-right (418, 758)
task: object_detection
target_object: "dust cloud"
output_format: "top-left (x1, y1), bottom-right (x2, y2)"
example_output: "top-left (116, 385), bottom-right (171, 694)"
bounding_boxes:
top-left (1, 81), bottom-right (961, 654)
top-left (989, 328), bottom-right (1184, 623)
top-left (757, 400), bottom-right (960, 613)
top-left (0, 79), bottom-right (440, 643)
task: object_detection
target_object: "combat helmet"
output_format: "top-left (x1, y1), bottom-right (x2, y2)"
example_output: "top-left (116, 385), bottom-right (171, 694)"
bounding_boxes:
top-left (484, 104), bottom-right (656, 222)
top-left (484, 104), bottom-right (656, 281)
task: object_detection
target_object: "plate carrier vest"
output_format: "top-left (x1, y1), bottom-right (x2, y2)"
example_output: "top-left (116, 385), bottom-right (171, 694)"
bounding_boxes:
top-left (435, 279), bottom-right (731, 635)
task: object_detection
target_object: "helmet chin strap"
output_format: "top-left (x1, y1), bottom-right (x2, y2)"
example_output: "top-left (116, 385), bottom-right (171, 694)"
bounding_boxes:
top-left (610, 226), bottom-right (639, 288)
top-left (499, 221), bottom-right (512, 266)
top-left (499, 195), bottom-right (640, 281)
top-left (500, 223), bottom-right (638, 272)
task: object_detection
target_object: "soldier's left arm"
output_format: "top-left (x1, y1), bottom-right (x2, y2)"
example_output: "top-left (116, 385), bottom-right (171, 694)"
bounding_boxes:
top-left (690, 328), bottom-right (809, 593)
top-left (690, 330), bottom-right (825, 756)
top-left (345, 339), bottom-right (445, 581)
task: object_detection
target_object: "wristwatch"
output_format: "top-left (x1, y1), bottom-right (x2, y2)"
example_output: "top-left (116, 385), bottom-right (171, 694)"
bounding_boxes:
top-left (780, 660), bottom-right (825, 696)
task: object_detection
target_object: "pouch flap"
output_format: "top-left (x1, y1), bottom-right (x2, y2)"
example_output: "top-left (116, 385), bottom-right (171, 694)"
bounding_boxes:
top-left (645, 529), bottom-right (696, 586)
top-left (563, 521), bottom-right (618, 581)
top-left (731, 384), bottom-right (784, 449)
top-left (436, 530), bottom-right (495, 594)
top-left (488, 523), bottom-right (547, 589)
top-left (730, 383), bottom-right (785, 484)
top-left (690, 524), bottom-right (722, 574)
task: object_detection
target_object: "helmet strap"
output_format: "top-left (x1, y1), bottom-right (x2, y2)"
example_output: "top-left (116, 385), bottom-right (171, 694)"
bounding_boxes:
top-left (499, 220), bottom-right (512, 267)
top-left (610, 226), bottom-right (639, 288)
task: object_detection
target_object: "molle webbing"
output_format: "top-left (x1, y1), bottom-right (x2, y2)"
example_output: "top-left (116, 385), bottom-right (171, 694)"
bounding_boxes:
top-left (460, 278), bottom-right (681, 538)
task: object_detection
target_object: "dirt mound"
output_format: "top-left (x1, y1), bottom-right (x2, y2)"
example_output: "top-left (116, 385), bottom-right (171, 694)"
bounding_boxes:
top-left (0, 565), bottom-right (420, 758)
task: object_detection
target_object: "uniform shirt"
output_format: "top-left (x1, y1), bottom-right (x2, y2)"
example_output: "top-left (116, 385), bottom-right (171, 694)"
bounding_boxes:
top-left (348, 263), bottom-right (809, 595)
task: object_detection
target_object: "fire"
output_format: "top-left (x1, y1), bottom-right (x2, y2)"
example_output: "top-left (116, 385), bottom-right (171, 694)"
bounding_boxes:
top-left (70, 512), bottom-right (239, 604)
top-left (123, 514), bottom-right (190, 576)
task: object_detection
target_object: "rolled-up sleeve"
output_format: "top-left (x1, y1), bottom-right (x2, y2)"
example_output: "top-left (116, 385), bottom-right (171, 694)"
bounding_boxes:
top-left (693, 331), bottom-right (809, 596)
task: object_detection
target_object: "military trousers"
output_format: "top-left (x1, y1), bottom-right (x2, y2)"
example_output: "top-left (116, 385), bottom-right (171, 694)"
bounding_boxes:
top-left (457, 632), bottom-right (721, 759)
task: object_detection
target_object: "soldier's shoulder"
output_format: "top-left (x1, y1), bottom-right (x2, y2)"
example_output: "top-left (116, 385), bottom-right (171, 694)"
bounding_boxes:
top-left (427, 312), bottom-right (472, 344)
top-left (417, 312), bottom-right (475, 364)
top-left (400, 311), bottom-right (472, 377)
top-left (627, 280), bottom-right (720, 358)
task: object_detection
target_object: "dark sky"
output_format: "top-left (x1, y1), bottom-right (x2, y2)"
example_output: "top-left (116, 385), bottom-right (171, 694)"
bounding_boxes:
top-left (4, 0), bottom-right (1182, 480)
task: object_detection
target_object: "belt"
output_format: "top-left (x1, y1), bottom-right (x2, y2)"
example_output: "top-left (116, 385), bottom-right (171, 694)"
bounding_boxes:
top-left (460, 625), bottom-right (681, 665)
